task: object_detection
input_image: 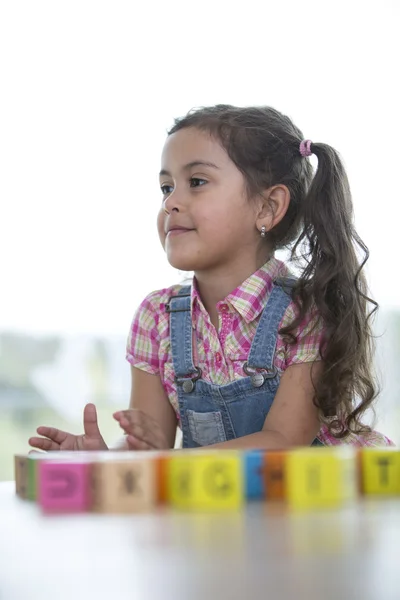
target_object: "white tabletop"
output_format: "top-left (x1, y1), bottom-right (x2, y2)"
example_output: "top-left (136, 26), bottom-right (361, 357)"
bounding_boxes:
top-left (0, 480), bottom-right (399, 600)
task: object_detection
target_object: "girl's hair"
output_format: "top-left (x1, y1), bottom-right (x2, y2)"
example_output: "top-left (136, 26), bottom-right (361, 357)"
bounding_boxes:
top-left (168, 104), bottom-right (377, 438)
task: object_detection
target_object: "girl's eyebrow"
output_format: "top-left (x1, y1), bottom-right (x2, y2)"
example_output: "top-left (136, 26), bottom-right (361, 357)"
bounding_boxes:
top-left (159, 161), bottom-right (220, 177)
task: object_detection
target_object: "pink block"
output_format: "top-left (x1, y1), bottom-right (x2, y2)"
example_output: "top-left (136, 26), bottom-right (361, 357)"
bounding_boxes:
top-left (38, 462), bottom-right (91, 513)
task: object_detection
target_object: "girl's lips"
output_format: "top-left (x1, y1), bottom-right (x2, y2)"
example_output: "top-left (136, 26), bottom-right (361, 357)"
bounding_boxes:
top-left (167, 228), bottom-right (193, 236)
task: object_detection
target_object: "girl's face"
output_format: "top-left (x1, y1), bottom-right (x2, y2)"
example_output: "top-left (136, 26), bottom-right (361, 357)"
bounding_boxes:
top-left (157, 127), bottom-right (261, 275)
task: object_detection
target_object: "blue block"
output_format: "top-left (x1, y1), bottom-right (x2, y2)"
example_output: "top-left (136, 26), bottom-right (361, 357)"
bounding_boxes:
top-left (244, 451), bottom-right (265, 499)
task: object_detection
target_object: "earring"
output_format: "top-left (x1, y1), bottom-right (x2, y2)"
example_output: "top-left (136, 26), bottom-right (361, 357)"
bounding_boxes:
top-left (260, 225), bottom-right (266, 238)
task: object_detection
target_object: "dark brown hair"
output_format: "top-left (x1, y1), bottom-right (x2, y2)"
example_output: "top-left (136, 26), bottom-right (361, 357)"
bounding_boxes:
top-left (168, 104), bottom-right (377, 438)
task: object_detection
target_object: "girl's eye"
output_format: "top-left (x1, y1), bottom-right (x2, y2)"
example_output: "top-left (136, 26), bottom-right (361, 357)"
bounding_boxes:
top-left (160, 184), bottom-right (173, 195)
top-left (190, 178), bottom-right (207, 188)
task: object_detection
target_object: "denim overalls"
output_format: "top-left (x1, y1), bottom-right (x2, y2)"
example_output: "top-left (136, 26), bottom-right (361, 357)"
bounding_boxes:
top-left (167, 278), bottom-right (322, 448)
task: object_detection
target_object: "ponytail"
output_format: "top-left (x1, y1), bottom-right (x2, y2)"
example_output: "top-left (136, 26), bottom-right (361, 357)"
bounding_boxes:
top-left (288, 143), bottom-right (377, 435)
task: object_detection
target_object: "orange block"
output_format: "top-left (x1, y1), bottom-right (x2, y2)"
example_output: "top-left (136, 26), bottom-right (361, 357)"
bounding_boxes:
top-left (157, 454), bottom-right (169, 504)
top-left (264, 451), bottom-right (286, 500)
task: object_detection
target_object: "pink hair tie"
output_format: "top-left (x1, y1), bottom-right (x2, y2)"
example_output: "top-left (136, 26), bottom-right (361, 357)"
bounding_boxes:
top-left (299, 139), bottom-right (313, 157)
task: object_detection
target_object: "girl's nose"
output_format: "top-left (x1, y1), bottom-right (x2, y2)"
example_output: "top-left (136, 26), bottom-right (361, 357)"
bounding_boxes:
top-left (163, 189), bottom-right (183, 214)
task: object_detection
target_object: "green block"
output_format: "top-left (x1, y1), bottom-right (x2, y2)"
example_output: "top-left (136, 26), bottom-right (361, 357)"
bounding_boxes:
top-left (27, 456), bottom-right (38, 501)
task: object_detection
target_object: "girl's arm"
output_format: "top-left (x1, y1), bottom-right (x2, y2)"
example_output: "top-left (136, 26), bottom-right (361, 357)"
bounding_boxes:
top-left (207, 361), bottom-right (322, 450)
top-left (114, 362), bottom-right (321, 451)
top-left (112, 366), bottom-right (178, 450)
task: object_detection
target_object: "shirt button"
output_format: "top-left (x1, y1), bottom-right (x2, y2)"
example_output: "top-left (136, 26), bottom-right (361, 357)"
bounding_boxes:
top-left (220, 304), bottom-right (229, 312)
top-left (215, 352), bottom-right (222, 364)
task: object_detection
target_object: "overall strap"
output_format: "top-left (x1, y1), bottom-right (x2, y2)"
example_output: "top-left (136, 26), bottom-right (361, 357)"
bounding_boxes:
top-left (166, 286), bottom-right (197, 378)
top-left (247, 277), bottom-right (296, 371)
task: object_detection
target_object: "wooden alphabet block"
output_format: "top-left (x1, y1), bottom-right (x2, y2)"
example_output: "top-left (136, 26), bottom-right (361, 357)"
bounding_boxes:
top-left (157, 454), bottom-right (169, 504)
top-left (91, 454), bottom-right (157, 513)
top-left (244, 450), bottom-right (265, 500)
top-left (264, 451), bottom-right (286, 500)
top-left (286, 447), bottom-right (357, 510)
top-left (166, 455), bottom-right (194, 510)
top-left (14, 455), bottom-right (28, 498)
top-left (27, 455), bottom-right (39, 500)
top-left (355, 449), bottom-right (363, 495)
top-left (38, 460), bottom-right (92, 513)
top-left (167, 451), bottom-right (243, 510)
top-left (16, 452), bottom-right (56, 500)
top-left (361, 449), bottom-right (400, 495)
top-left (21, 451), bottom-right (95, 503)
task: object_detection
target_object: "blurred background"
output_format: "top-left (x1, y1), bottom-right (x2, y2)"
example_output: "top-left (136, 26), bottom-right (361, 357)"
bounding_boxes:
top-left (0, 0), bottom-right (399, 480)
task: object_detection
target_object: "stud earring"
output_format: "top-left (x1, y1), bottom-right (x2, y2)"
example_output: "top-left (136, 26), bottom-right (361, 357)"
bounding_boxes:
top-left (260, 226), bottom-right (266, 238)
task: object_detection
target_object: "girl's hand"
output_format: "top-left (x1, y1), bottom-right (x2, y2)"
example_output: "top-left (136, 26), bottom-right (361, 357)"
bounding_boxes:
top-left (28, 403), bottom-right (108, 452)
top-left (113, 409), bottom-right (170, 450)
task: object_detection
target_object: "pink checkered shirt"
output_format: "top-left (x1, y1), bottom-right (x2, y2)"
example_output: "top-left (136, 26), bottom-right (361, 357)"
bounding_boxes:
top-left (126, 257), bottom-right (393, 447)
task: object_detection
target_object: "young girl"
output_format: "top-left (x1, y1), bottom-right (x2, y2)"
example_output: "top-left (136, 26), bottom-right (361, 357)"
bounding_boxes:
top-left (29, 104), bottom-right (394, 453)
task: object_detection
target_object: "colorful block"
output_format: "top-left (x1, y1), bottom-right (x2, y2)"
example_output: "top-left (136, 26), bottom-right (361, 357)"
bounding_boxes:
top-left (91, 454), bottom-right (157, 513)
top-left (25, 451), bottom-right (93, 502)
top-left (14, 455), bottom-right (28, 498)
top-left (157, 454), bottom-right (169, 504)
top-left (355, 449), bottom-right (363, 495)
top-left (244, 450), bottom-right (265, 499)
top-left (361, 449), bottom-right (400, 495)
top-left (38, 460), bottom-right (92, 513)
top-left (264, 451), bottom-right (286, 500)
top-left (167, 451), bottom-right (244, 510)
top-left (27, 456), bottom-right (39, 500)
top-left (285, 447), bottom-right (357, 510)
top-left (16, 443), bottom-right (399, 517)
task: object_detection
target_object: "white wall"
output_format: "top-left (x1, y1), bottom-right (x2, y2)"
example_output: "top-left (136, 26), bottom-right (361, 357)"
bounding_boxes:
top-left (0, 1), bottom-right (399, 454)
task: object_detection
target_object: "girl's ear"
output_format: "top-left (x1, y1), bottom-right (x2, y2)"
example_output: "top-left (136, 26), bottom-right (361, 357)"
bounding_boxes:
top-left (256, 184), bottom-right (291, 233)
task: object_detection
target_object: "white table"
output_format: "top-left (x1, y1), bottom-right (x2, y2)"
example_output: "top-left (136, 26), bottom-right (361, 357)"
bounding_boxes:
top-left (0, 480), bottom-right (399, 600)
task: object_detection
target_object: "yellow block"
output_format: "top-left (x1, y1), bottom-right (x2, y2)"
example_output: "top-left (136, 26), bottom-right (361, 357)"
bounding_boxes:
top-left (167, 451), bottom-right (243, 510)
top-left (361, 449), bottom-right (400, 495)
top-left (286, 447), bottom-right (357, 510)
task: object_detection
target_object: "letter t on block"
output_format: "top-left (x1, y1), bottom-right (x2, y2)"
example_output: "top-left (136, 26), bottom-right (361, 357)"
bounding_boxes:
top-left (361, 449), bottom-right (400, 495)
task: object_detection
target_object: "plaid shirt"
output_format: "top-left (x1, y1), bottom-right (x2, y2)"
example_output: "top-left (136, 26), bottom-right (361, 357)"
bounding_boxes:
top-left (126, 257), bottom-right (394, 447)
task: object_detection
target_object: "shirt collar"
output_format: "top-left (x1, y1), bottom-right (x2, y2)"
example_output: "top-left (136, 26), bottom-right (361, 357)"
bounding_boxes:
top-left (190, 256), bottom-right (290, 324)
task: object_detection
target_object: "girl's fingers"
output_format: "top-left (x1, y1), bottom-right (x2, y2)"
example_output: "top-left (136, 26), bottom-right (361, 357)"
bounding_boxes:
top-left (83, 403), bottom-right (102, 439)
top-left (114, 410), bottom-right (154, 427)
top-left (119, 416), bottom-right (137, 433)
top-left (115, 410), bottom-right (160, 433)
top-left (126, 435), bottom-right (152, 451)
top-left (36, 426), bottom-right (68, 444)
top-left (114, 410), bottom-right (165, 448)
top-left (118, 418), bottom-right (159, 448)
top-left (119, 418), bottom-right (145, 439)
top-left (28, 437), bottom-right (59, 451)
